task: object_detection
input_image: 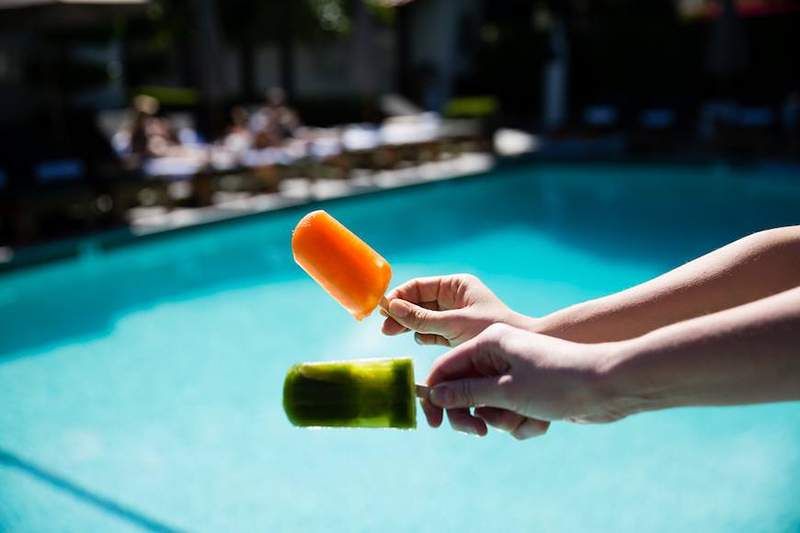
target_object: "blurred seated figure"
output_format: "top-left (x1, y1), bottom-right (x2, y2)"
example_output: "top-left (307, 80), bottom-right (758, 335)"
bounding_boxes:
top-left (252, 125), bottom-right (283, 150)
top-left (250, 87), bottom-right (302, 149)
top-left (267, 87), bottom-right (302, 138)
top-left (110, 95), bottom-right (210, 178)
top-left (128, 94), bottom-right (157, 155)
top-left (223, 106), bottom-right (253, 153)
top-left (129, 95), bottom-right (180, 158)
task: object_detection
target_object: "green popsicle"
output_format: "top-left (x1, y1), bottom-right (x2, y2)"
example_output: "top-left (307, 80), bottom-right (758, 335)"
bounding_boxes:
top-left (283, 357), bottom-right (417, 429)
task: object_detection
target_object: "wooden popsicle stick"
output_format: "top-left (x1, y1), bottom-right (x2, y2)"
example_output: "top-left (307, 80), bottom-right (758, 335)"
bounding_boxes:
top-left (379, 296), bottom-right (390, 312)
top-left (415, 384), bottom-right (430, 400)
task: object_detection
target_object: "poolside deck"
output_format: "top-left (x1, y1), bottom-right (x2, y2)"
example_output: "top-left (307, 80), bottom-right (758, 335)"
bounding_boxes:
top-left (0, 152), bottom-right (493, 272)
top-left (129, 153), bottom-right (493, 236)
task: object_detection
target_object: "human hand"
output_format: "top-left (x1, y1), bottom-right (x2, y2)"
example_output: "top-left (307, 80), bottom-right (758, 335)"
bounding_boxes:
top-left (381, 274), bottom-right (533, 347)
top-left (422, 323), bottom-right (621, 439)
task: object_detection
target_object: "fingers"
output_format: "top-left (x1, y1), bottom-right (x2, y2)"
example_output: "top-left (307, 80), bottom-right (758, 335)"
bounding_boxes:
top-left (423, 404), bottom-right (548, 439)
top-left (422, 399), bottom-right (549, 440)
top-left (385, 276), bottom-right (447, 307)
top-left (380, 298), bottom-right (446, 336)
top-left (510, 418), bottom-right (550, 440)
top-left (446, 408), bottom-right (488, 436)
top-left (381, 316), bottom-right (408, 336)
top-left (473, 406), bottom-right (525, 432)
top-left (426, 330), bottom-right (511, 386)
top-left (428, 375), bottom-right (511, 411)
top-left (475, 407), bottom-right (550, 440)
top-left (381, 274), bottom-right (478, 339)
top-left (413, 332), bottom-right (450, 346)
top-left (386, 299), bottom-right (454, 335)
top-left (385, 274), bottom-right (475, 311)
top-left (421, 397), bottom-right (443, 428)
top-left (380, 301), bottom-right (445, 338)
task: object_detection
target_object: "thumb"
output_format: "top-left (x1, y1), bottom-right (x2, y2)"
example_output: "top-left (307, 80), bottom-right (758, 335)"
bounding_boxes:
top-left (387, 298), bottom-right (451, 334)
top-left (429, 376), bottom-right (512, 410)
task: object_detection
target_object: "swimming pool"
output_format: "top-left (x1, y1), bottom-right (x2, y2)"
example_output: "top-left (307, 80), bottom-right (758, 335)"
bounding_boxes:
top-left (1, 163), bottom-right (799, 532)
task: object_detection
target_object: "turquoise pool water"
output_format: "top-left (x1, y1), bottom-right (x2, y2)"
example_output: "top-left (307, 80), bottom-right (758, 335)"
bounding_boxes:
top-left (1, 163), bottom-right (799, 532)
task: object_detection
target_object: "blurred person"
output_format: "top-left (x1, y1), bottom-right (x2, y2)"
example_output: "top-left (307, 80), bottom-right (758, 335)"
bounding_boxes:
top-left (227, 106), bottom-right (250, 136)
top-left (250, 87), bottom-right (302, 149)
top-left (381, 226), bottom-right (800, 439)
top-left (265, 87), bottom-right (302, 139)
top-left (129, 94), bottom-right (157, 156)
top-left (128, 95), bottom-right (180, 158)
top-left (252, 125), bottom-right (283, 150)
top-left (223, 106), bottom-right (253, 153)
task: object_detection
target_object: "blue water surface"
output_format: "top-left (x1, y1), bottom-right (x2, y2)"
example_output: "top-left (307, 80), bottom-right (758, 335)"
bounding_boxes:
top-left (1, 163), bottom-right (799, 532)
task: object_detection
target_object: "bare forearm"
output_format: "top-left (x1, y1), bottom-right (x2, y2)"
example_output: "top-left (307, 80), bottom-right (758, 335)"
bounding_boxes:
top-left (528, 226), bottom-right (800, 342)
top-left (599, 287), bottom-right (800, 415)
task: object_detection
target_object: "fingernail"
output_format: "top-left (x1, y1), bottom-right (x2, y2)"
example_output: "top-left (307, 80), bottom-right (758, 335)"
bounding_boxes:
top-left (388, 299), bottom-right (411, 318)
top-left (430, 385), bottom-right (452, 407)
top-left (414, 334), bottom-right (423, 345)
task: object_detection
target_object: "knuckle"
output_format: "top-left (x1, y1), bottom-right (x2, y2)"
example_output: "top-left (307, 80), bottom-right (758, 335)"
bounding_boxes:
top-left (496, 375), bottom-right (515, 402)
top-left (510, 416), bottom-right (527, 440)
top-left (460, 273), bottom-right (479, 284)
top-left (511, 420), bottom-right (548, 440)
top-left (408, 307), bottom-right (426, 328)
top-left (511, 430), bottom-right (528, 441)
top-left (484, 322), bottom-right (511, 340)
top-left (457, 380), bottom-right (475, 406)
top-left (385, 287), bottom-right (399, 299)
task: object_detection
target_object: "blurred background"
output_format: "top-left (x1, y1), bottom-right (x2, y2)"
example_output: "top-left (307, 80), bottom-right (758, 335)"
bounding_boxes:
top-left (0, 0), bottom-right (798, 262)
top-left (2, 2), bottom-right (800, 532)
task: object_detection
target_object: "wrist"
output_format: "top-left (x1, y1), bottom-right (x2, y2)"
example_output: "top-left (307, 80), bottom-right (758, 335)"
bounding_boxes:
top-left (524, 300), bottom-right (600, 341)
top-left (592, 337), bottom-right (673, 420)
top-left (505, 310), bottom-right (542, 333)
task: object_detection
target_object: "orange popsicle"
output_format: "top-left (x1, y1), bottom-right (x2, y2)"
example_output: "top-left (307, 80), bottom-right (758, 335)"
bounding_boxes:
top-left (292, 210), bottom-right (392, 320)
